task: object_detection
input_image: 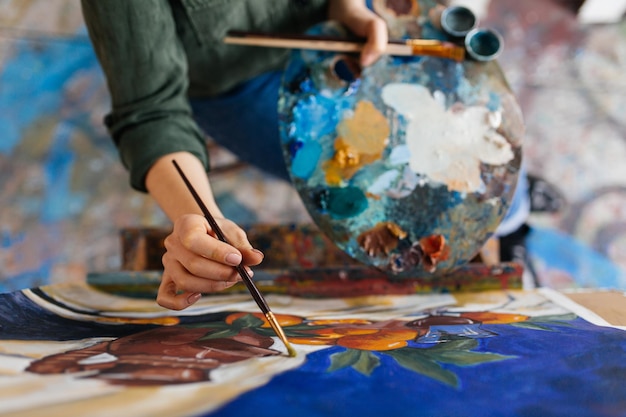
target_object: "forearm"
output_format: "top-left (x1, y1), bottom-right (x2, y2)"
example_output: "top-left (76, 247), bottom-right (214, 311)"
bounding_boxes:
top-left (145, 151), bottom-right (223, 222)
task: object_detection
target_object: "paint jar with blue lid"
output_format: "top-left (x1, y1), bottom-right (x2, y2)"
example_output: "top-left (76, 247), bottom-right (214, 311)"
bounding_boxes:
top-left (465, 28), bottom-right (504, 61)
top-left (440, 6), bottom-right (478, 38)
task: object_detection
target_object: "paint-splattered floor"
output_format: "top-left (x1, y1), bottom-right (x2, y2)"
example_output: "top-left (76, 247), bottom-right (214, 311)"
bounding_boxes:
top-left (0, 0), bottom-right (625, 291)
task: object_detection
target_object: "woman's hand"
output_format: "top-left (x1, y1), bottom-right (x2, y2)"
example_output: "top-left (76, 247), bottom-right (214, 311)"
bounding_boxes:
top-left (157, 213), bottom-right (264, 310)
top-left (145, 152), bottom-right (264, 310)
top-left (329, 0), bottom-right (388, 66)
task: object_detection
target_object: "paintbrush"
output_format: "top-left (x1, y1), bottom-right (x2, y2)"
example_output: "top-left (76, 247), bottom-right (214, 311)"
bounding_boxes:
top-left (224, 30), bottom-right (465, 62)
top-left (172, 160), bottom-right (297, 357)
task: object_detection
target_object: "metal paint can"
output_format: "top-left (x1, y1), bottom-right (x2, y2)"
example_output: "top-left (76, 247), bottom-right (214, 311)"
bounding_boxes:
top-left (464, 28), bottom-right (504, 61)
top-left (440, 6), bottom-right (477, 37)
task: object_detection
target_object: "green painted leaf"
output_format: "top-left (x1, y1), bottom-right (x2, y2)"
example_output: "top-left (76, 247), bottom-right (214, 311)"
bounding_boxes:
top-left (284, 330), bottom-right (329, 338)
top-left (433, 339), bottom-right (478, 351)
top-left (352, 350), bottom-right (381, 376)
top-left (198, 328), bottom-right (240, 340)
top-left (328, 348), bottom-right (362, 372)
top-left (232, 314), bottom-right (265, 329)
top-left (429, 350), bottom-right (515, 366)
top-left (183, 322), bottom-right (228, 330)
top-left (529, 320), bottom-right (575, 329)
top-left (512, 314), bottom-right (578, 331)
top-left (528, 313), bottom-right (577, 322)
top-left (511, 322), bottom-right (555, 331)
top-left (387, 348), bottom-right (459, 388)
top-left (326, 349), bottom-right (381, 376)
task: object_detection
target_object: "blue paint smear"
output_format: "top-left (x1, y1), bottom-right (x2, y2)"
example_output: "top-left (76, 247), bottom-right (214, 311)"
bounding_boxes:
top-left (527, 226), bottom-right (626, 289)
top-left (0, 35), bottom-right (96, 154)
top-left (291, 95), bottom-right (339, 142)
top-left (42, 122), bottom-right (84, 223)
top-left (210, 319), bottom-right (626, 417)
top-left (456, 70), bottom-right (482, 105)
top-left (291, 140), bottom-right (322, 180)
top-left (487, 91), bottom-right (501, 111)
top-left (1, 229), bottom-right (24, 249)
top-left (0, 31), bottom-right (102, 290)
top-left (0, 262), bottom-right (54, 294)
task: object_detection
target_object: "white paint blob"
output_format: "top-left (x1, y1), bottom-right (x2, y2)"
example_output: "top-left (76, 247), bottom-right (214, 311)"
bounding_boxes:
top-left (381, 83), bottom-right (513, 193)
top-left (78, 352), bottom-right (118, 365)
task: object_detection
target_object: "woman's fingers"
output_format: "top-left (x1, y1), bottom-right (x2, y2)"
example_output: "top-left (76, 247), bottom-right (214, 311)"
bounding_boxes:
top-left (156, 272), bottom-right (199, 311)
top-left (162, 246), bottom-right (245, 287)
top-left (156, 214), bottom-right (265, 310)
top-left (157, 260), bottom-right (242, 310)
top-left (360, 16), bottom-right (388, 66)
top-left (172, 215), bottom-right (244, 267)
top-left (156, 271), bottom-right (239, 310)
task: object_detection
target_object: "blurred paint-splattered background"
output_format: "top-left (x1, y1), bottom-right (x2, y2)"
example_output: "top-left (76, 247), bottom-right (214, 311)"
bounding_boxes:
top-left (1, 0), bottom-right (625, 291)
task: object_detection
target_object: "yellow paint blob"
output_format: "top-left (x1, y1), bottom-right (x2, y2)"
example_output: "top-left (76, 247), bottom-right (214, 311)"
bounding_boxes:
top-left (338, 100), bottom-right (390, 154)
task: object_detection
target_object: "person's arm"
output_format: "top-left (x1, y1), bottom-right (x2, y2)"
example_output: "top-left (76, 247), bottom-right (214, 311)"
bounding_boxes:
top-left (81, 1), bottom-right (262, 310)
top-left (81, 0), bottom-right (209, 193)
top-left (328, 0), bottom-right (388, 66)
top-left (147, 1), bottom-right (388, 310)
top-left (146, 152), bottom-right (263, 310)
top-left (81, 0), bottom-right (387, 311)
top-left (146, 152), bottom-right (222, 221)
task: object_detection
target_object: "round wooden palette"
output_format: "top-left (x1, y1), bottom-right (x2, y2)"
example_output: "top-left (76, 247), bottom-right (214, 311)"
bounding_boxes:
top-left (278, 1), bottom-right (524, 278)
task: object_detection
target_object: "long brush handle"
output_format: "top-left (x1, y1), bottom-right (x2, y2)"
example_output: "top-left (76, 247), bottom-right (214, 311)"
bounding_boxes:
top-left (171, 160), bottom-right (297, 356)
top-left (224, 31), bottom-right (465, 62)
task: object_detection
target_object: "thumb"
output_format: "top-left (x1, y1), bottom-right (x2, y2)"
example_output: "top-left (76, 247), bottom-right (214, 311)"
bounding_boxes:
top-left (359, 16), bottom-right (388, 66)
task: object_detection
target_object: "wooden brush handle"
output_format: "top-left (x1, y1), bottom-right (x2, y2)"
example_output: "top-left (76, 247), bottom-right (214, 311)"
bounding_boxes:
top-left (224, 31), bottom-right (465, 61)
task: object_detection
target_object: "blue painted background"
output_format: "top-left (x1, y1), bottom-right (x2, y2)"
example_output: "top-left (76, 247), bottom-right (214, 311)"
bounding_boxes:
top-left (0, 28), bottom-right (167, 291)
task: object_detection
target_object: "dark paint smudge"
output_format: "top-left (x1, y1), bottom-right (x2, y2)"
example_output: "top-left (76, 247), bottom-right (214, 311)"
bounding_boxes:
top-left (312, 186), bottom-right (368, 219)
top-left (389, 234), bottom-right (449, 273)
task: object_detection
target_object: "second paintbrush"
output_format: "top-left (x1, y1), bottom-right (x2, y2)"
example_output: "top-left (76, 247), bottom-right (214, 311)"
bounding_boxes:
top-left (171, 159), bottom-right (297, 357)
top-left (224, 30), bottom-right (466, 62)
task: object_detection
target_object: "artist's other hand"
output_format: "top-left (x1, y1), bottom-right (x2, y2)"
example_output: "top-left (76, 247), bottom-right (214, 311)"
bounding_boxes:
top-left (157, 214), bottom-right (264, 310)
top-left (329, 0), bottom-right (388, 66)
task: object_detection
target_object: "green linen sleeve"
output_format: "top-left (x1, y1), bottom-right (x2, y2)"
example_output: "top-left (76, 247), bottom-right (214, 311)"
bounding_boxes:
top-left (81, 0), bottom-right (209, 192)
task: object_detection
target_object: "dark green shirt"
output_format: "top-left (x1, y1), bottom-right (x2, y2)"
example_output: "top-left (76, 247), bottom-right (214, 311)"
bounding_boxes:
top-left (81, 0), bottom-right (328, 191)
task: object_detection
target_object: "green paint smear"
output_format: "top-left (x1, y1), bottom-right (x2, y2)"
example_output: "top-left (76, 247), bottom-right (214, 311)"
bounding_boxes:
top-left (326, 186), bottom-right (368, 219)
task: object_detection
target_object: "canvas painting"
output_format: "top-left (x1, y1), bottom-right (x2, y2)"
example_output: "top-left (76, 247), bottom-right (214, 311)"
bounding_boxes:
top-left (0, 282), bottom-right (624, 417)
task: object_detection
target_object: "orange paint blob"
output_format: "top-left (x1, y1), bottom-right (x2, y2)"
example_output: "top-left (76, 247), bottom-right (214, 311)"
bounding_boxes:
top-left (103, 317), bottom-right (180, 326)
top-left (291, 327), bottom-right (382, 346)
top-left (337, 329), bottom-right (420, 351)
top-left (338, 100), bottom-right (389, 154)
top-left (307, 319), bottom-right (373, 326)
top-left (459, 312), bottom-right (530, 324)
top-left (419, 234), bottom-right (450, 271)
top-left (310, 327), bottom-right (379, 337)
top-left (290, 337), bottom-right (339, 346)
